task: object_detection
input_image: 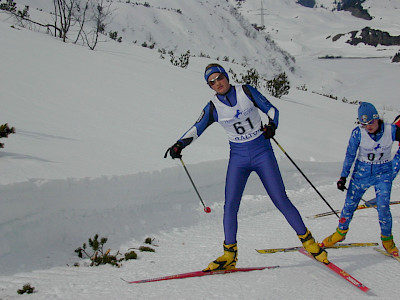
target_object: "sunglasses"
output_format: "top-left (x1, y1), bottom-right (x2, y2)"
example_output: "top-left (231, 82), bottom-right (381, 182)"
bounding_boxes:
top-left (360, 119), bottom-right (375, 126)
top-left (207, 74), bottom-right (225, 86)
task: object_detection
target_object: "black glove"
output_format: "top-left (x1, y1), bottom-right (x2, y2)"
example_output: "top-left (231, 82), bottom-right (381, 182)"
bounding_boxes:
top-left (164, 141), bottom-right (183, 159)
top-left (337, 177), bottom-right (347, 191)
top-left (262, 122), bottom-right (276, 139)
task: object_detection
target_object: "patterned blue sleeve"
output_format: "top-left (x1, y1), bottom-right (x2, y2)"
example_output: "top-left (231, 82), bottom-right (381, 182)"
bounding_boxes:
top-left (393, 123), bottom-right (400, 180)
top-left (341, 127), bottom-right (361, 178)
top-left (393, 148), bottom-right (400, 180)
top-left (178, 102), bottom-right (216, 148)
top-left (391, 123), bottom-right (398, 141)
top-left (246, 85), bottom-right (279, 127)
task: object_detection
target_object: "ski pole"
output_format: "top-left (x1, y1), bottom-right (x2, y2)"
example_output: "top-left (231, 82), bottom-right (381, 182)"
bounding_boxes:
top-left (271, 137), bottom-right (340, 218)
top-left (179, 158), bottom-right (211, 213)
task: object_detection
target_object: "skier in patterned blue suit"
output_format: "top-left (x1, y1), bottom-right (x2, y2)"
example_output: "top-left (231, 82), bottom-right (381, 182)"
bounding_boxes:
top-left (322, 103), bottom-right (400, 257)
top-left (165, 63), bottom-right (328, 270)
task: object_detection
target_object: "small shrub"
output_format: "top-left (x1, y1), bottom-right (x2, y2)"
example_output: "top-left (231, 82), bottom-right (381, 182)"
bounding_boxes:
top-left (17, 283), bottom-right (35, 295)
top-left (0, 123), bottom-right (15, 148)
top-left (74, 234), bottom-right (147, 267)
top-left (265, 72), bottom-right (290, 98)
top-left (296, 84), bottom-right (307, 91)
top-left (75, 234), bottom-right (122, 267)
top-left (144, 237), bottom-right (154, 244)
top-left (109, 31), bottom-right (118, 40)
top-left (139, 246), bottom-right (155, 252)
top-left (199, 52), bottom-right (210, 58)
top-left (0, 0), bottom-right (29, 18)
top-left (0, 0), bottom-right (17, 12)
top-left (170, 50), bottom-right (190, 68)
top-left (229, 67), bottom-right (261, 89)
top-left (229, 68), bottom-right (290, 98)
top-left (392, 50), bottom-right (400, 63)
top-left (124, 250), bottom-right (138, 260)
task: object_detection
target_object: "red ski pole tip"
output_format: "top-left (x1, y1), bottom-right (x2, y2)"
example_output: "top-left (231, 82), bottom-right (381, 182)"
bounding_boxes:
top-left (204, 207), bottom-right (211, 213)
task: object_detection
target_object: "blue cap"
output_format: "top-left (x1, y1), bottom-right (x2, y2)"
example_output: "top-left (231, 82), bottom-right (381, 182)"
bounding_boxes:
top-left (358, 102), bottom-right (379, 124)
top-left (204, 65), bottom-right (229, 83)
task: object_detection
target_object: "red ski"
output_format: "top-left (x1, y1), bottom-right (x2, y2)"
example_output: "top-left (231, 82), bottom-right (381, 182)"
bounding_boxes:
top-left (298, 248), bottom-right (369, 293)
top-left (123, 266), bottom-right (279, 284)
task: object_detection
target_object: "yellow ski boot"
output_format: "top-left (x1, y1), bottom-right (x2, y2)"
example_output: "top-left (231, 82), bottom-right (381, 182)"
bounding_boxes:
top-left (382, 235), bottom-right (399, 257)
top-left (203, 242), bottom-right (237, 271)
top-left (298, 229), bottom-right (329, 264)
top-left (321, 227), bottom-right (349, 248)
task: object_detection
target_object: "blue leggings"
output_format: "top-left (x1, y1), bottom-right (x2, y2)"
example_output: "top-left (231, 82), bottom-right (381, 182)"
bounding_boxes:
top-left (339, 160), bottom-right (393, 237)
top-left (223, 136), bottom-right (307, 244)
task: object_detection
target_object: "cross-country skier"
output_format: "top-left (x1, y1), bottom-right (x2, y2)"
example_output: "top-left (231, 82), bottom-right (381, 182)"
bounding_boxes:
top-left (165, 63), bottom-right (328, 270)
top-left (321, 103), bottom-right (400, 257)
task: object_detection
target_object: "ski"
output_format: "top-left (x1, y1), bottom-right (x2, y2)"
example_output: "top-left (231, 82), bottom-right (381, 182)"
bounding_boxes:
top-left (307, 200), bottom-right (400, 219)
top-left (298, 248), bottom-right (370, 293)
top-left (256, 242), bottom-right (378, 254)
top-left (374, 247), bottom-right (400, 262)
top-left (122, 266), bottom-right (279, 284)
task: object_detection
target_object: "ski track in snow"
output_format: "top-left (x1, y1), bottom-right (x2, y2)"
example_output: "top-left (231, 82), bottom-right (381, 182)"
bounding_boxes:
top-left (0, 159), bottom-right (399, 298)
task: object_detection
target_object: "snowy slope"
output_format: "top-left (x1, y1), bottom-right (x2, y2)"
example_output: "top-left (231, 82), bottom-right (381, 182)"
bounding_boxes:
top-left (1, 0), bottom-right (400, 299)
top-left (235, 0), bottom-right (400, 109)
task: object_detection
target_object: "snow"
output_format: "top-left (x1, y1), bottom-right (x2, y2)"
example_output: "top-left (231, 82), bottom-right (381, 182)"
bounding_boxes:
top-left (1, 0), bottom-right (400, 298)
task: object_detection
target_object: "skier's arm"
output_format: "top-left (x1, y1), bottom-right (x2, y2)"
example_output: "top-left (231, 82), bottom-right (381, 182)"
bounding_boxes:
top-left (392, 124), bottom-right (400, 142)
top-left (392, 148), bottom-right (400, 181)
top-left (392, 118), bottom-right (400, 180)
top-left (340, 127), bottom-right (361, 178)
top-left (177, 101), bottom-right (216, 148)
top-left (245, 85), bottom-right (279, 127)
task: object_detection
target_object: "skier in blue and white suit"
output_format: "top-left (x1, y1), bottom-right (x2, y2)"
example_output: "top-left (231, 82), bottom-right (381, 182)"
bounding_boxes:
top-left (322, 102), bottom-right (400, 257)
top-left (166, 64), bottom-right (328, 270)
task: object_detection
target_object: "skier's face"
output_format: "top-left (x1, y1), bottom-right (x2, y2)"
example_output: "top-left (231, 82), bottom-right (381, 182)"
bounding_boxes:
top-left (208, 73), bottom-right (230, 94)
top-left (362, 119), bottom-right (379, 133)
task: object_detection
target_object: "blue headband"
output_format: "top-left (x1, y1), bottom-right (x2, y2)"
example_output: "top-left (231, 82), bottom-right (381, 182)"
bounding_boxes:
top-left (204, 66), bottom-right (229, 82)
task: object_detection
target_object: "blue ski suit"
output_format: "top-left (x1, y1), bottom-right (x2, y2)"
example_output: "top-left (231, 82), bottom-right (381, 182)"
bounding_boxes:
top-left (338, 122), bottom-right (400, 237)
top-left (178, 85), bottom-right (307, 244)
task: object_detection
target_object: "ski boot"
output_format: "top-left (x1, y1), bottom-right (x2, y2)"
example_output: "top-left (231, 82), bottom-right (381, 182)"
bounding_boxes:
top-left (203, 242), bottom-right (237, 271)
top-left (381, 235), bottom-right (399, 257)
top-left (298, 229), bottom-right (329, 264)
top-left (320, 227), bottom-right (349, 248)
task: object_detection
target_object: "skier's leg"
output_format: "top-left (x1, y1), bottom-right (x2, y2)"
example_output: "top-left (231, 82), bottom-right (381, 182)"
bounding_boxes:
top-left (254, 149), bottom-right (327, 263)
top-left (338, 177), bottom-right (369, 231)
top-left (223, 156), bottom-right (251, 244)
top-left (375, 176), bottom-right (393, 237)
top-left (204, 150), bottom-right (251, 271)
top-left (254, 149), bottom-right (306, 235)
top-left (322, 174), bottom-right (370, 247)
top-left (375, 176), bottom-right (399, 256)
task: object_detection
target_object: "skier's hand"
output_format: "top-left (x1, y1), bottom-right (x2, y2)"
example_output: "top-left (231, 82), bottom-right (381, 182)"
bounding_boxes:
top-left (164, 141), bottom-right (183, 159)
top-left (337, 177), bottom-right (347, 191)
top-left (262, 122), bottom-right (276, 139)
